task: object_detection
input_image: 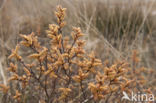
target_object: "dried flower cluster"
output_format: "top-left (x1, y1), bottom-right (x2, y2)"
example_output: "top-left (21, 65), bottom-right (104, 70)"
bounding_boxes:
top-left (0, 6), bottom-right (155, 103)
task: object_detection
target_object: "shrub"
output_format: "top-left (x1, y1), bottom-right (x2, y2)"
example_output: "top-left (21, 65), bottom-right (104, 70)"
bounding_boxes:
top-left (0, 5), bottom-right (155, 103)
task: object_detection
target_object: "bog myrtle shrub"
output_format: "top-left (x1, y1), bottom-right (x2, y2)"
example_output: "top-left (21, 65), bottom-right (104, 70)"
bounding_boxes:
top-left (0, 6), bottom-right (155, 103)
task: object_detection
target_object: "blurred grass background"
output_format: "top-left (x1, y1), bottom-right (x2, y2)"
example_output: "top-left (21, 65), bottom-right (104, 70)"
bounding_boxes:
top-left (0, 0), bottom-right (156, 86)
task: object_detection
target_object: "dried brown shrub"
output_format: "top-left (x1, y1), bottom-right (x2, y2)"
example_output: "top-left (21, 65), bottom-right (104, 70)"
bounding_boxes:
top-left (0, 5), bottom-right (155, 103)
